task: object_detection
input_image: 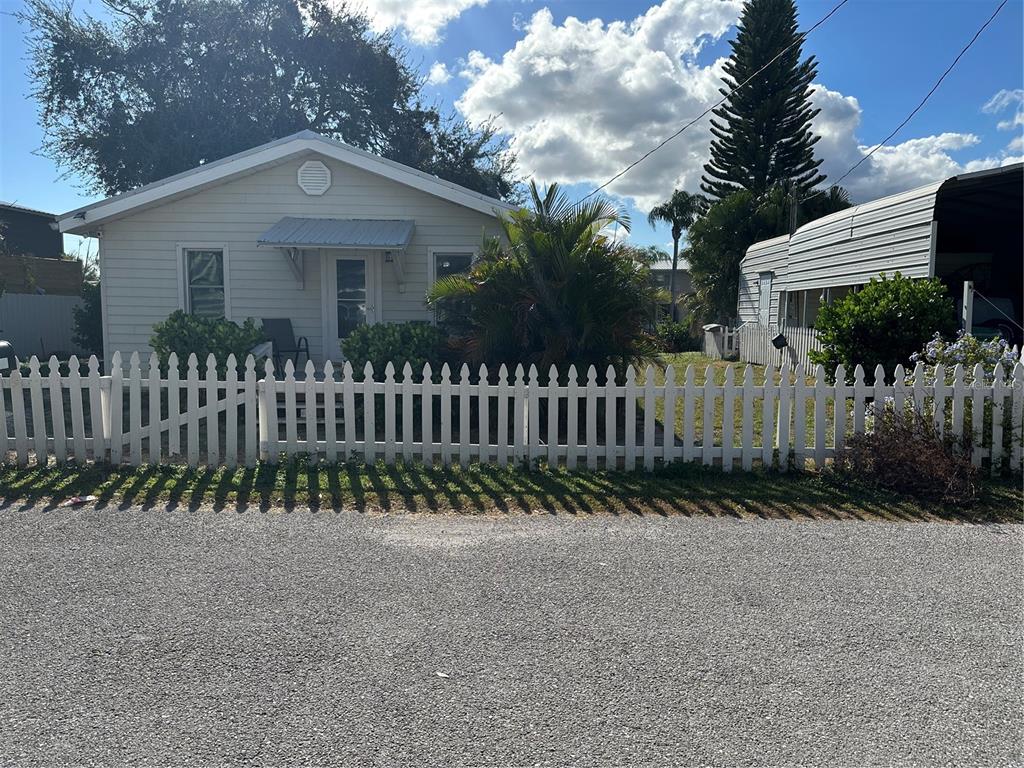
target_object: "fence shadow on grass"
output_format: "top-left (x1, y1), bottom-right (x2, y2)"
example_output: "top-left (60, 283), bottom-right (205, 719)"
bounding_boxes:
top-left (2, 456), bottom-right (1020, 523)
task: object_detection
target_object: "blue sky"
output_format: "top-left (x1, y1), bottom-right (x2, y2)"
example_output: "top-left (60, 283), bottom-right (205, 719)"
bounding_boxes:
top-left (1, 0), bottom-right (1022, 255)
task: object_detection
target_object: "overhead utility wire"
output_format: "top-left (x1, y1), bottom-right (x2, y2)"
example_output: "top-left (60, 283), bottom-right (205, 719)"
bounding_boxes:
top-left (580, 0), bottom-right (851, 201)
top-left (801, 0), bottom-right (1009, 204)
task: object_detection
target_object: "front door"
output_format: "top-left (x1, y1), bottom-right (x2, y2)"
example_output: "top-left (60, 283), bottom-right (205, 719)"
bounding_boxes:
top-left (323, 252), bottom-right (379, 359)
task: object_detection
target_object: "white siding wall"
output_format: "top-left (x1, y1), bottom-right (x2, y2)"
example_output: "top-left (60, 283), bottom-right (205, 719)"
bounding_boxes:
top-left (785, 181), bottom-right (941, 292)
top-left (737, 235), bottom-right (788, 325)
top-left (99, 154), bottom-right (503, 362)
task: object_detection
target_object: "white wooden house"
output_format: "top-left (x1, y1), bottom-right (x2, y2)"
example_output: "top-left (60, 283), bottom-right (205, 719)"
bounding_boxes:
top-left (58, 131), bottom-right (513, 365)
top-left (737, 163), bottom-right (1023, 343)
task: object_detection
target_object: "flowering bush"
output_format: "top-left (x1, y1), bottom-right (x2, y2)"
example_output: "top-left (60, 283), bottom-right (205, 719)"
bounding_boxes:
top-left (901, 332), bottom-right (1022, 474)
top-left (910, 331), bottom-right (1018, 384)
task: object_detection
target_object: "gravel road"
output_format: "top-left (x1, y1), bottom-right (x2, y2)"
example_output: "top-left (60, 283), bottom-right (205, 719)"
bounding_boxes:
top-left (0, 505), bottom-right (1020, 767)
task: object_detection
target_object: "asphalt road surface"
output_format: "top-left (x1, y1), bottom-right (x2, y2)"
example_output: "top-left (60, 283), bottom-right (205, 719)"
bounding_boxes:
top-left (0, 505), bottom-right (1021, 767)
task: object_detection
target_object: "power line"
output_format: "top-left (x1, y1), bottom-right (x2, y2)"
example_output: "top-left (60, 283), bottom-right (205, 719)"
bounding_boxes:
top-left (801, 0), bottom-right (1009, 204)
top-left (581, 0), bottom-right (851, 201)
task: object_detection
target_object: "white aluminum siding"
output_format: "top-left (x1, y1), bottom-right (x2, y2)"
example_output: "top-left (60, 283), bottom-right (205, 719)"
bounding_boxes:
top-left (784, 181), bottom-right (942, 292)
top-left (737, 234), bottom-right (788, 325)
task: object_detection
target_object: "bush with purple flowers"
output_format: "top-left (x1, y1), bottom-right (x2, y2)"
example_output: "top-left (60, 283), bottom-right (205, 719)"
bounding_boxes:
top-left (909, 331), bottom-right (1019, 384)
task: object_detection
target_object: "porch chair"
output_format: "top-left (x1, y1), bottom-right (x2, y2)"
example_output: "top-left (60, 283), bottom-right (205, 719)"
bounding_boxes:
top-left (261, 318), bottom-right (310, 370)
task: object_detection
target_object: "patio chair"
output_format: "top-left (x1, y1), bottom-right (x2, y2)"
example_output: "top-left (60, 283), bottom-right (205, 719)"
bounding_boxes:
top-left (261, 318), bottom-right (309, 370)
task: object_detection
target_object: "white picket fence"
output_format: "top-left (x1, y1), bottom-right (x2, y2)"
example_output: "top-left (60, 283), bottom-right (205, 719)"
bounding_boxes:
top-left (1, 352), bottom-right (1022, 474)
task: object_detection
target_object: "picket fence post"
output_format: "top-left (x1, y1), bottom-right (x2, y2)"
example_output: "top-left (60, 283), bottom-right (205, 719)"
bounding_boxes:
top-left (495, 364), bottom-right (507, 467)
top-left (147, 353), bottom-right (161, 465)
top-left (109, 352), bottom-right (124, 466)
top-left (440, 363), bottom-right (452, 466)
top-left (722, 365), bottom-right (735, 472)
top-left (421, 363), bottom-right (434, 466)
top-left (48, 355), bottom-right (67, 465)
top-left (527, 364), bottom-right (540, 465)
top-left (566, 364), bottom-right (579, 470)
top-left (0, 369), bottom-right (8, 465)
top-left (546, 364), bottom-right (559, 468)
top-left (87, 356), bottom-right (105, 462)
top-left (585, 366), bottom-right (598, 470)
top-left (384, 362), bottom-right (397, 466)
top-left (185, 354), bottom-right (199, 468)
top-left (363, 362), bottom-right (376, 465)
top-left (128, 352), bottom-right (142, 466)
top-left (990, 363), bottom-right (1005, 475)
top-left (624, 366), bottom-right (637, 470)
top-left (478, 364), bottom-right (490, 465)
top-left (663, 365), bottom-right (677, 465)
top-left (604, 365), bottom-right (617, 469)
top-left (1012, 362), bottom-right (1024, 471)
top-left (68, 356), bottom-right (85, 463)
top-left (28, 358), bottom-right (47, 465)
top-left (167, 353), bottom-right (180, 457)
top-left (459, 364), bottom-right (472, 468)
top-left (224, 354), bottom-right (239, 470)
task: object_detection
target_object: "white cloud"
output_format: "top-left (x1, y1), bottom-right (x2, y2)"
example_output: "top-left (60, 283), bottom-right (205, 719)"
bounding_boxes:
top-left (456, 0), bottom-right (1021, 210)
top-left (353, 0), bottom-right (489, 45)
top-left (427, 62), bottom-right (452, 85)
top-left (457, 1), bottom-right (742, 210)
top-left (982, 88), bottom-right (1024, 131)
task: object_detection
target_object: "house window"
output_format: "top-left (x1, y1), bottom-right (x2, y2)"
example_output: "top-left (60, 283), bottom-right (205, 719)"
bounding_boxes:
top-left (433, 251), bottom-right (473, 283)
top-left (428, 249), bottom-right (474, 325)
top-left (185, 248), bottom-right (225, 318)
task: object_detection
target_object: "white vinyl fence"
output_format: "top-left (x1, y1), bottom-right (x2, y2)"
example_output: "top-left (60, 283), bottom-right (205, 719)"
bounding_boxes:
top-left (1, 352), bottom-right (1022, 474)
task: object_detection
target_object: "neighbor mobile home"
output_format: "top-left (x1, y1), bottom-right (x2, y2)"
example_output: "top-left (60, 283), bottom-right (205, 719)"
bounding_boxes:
top-left (737, 163), bottom-right (1023, 347)
top-left (58, 131), bottom-right (513, 366)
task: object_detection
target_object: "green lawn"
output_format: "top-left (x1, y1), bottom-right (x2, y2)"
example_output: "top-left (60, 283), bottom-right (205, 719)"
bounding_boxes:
top-left (0, 458), bottom-right (1019, 522)
top-left (642, 353), bottom-right (835, 450)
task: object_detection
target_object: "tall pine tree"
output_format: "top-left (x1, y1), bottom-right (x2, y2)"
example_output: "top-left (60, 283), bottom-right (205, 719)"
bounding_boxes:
top-left (701, 0), bottom-right (825, 200)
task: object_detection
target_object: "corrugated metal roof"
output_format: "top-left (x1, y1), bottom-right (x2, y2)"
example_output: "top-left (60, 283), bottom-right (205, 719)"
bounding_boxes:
top-left (257, 217), bottom-right (415, 249)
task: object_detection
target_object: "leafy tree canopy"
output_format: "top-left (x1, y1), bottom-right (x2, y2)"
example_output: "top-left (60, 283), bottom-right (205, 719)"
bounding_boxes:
top-left (20, 0), bottom-right (519, 199)
top-left (686, 183), bottom-right (851, 322)
top-left (702, 0), bottom-right (825, 199)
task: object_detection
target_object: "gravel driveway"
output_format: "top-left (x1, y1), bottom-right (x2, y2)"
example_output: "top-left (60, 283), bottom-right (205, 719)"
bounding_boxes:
top-left (0, 505), bottom-right (1020, 767)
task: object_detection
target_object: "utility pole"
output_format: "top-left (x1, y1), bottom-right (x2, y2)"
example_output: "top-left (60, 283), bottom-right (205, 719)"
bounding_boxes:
top-left (961, 280), bottom-right (974, 333)
top-left (787, 180), bottom-right (799, 236)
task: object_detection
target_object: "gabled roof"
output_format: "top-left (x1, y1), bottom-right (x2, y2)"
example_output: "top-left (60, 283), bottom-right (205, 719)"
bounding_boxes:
top-left (59, 131), bottom-right (516, 234)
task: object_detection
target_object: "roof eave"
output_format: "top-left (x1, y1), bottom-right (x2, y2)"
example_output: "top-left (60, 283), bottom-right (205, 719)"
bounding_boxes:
top-left (58, 133), bottom-right (515, 233)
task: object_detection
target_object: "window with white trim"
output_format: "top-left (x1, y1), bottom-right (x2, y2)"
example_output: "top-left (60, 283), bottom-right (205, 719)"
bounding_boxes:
top-left (184, 248), bottom-right (226, 318)
top-left (432, 251), bottom-right (474, 283)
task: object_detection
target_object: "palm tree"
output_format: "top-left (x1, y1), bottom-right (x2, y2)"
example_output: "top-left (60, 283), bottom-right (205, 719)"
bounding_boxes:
top-left (427, 181), bottom-right (661, 377)
top-left (646, 190), bottom-right (709, 321)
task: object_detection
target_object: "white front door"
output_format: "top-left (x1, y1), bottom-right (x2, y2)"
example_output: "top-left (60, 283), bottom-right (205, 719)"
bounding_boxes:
top-left (322, 251), bottom-right (380, 360)
top-left (758, 272), bottom-right (774, 327)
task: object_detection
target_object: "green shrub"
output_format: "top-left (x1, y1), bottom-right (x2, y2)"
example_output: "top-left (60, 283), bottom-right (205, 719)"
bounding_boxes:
top-left (72, 281), bottom-right (103, 357)
top-left (341, 322), bottom-right (449, 381)
top-left (150, 310), bottom-right (265, 375)
top-left (808, 273), bottom-right (957, 382)
top-left (655, 320), bottom-right (700, 353)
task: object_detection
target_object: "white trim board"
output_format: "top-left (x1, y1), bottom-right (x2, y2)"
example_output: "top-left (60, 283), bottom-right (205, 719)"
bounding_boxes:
top-left (60, 132), bottom-right (515, 234)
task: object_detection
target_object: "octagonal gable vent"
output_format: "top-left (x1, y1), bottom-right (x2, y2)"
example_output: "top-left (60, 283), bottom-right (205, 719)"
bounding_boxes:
top-left (297, 160), bottom-right (331, 196)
